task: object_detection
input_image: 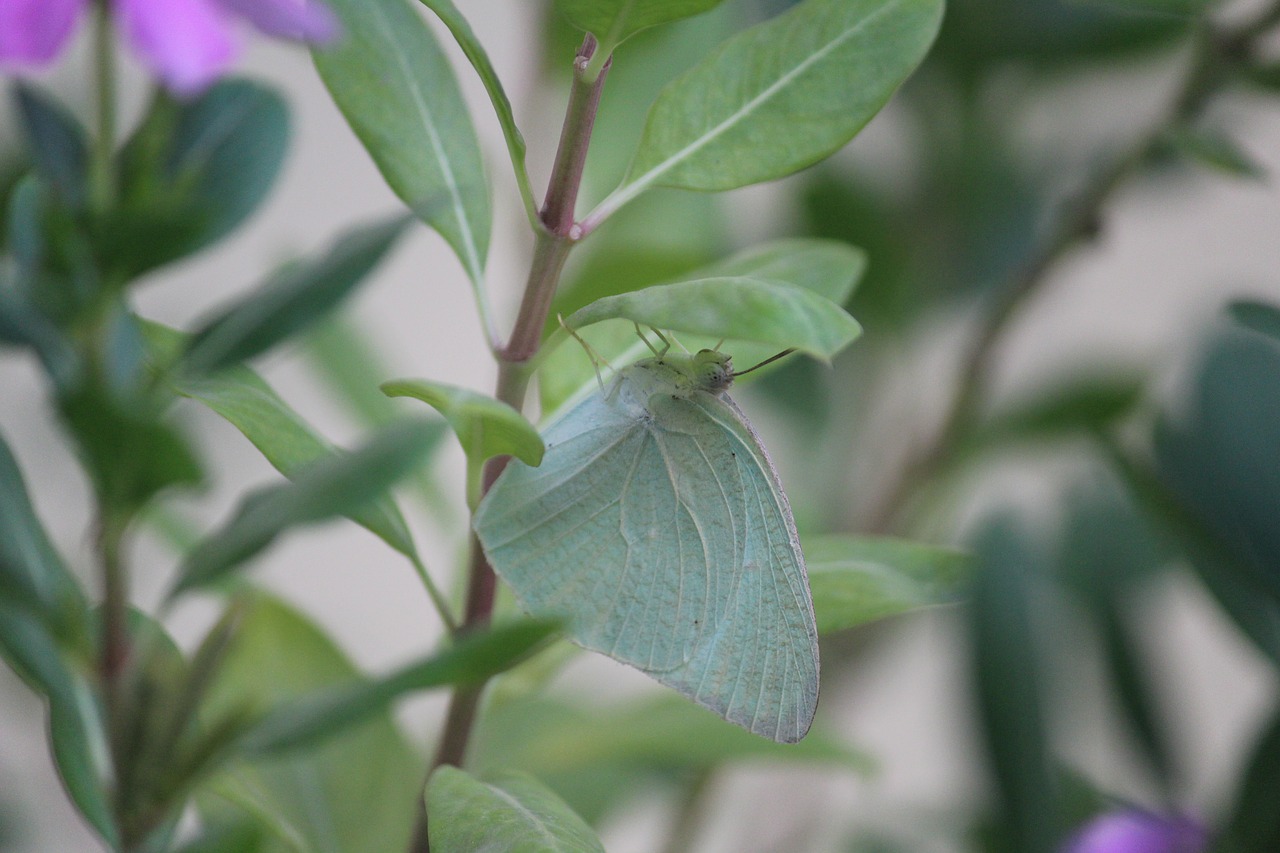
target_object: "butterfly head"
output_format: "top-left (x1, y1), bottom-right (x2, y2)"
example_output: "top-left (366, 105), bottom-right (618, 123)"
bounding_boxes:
top-left (691, 349), bottom-right (734, 394)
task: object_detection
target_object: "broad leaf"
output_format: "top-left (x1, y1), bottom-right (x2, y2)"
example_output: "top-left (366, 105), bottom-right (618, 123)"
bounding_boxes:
top-left (382, 379), bottom-right (544, 466)
top-left (606, 0), bottom-right (943, 210)
top-left (566, 276), bottom-right (860, 361)
top-left (694, 238), bottom-right (866, 305)
top-left (184, 217), bottom-right (410, 374)
top-left (13, 85), bottom-right (88, 208)
top-left (173, 419), bottom-right (436, 595)
top-left (804, 535), bottom-right (970, 635)
top-left (315, 0), bottom-right (490, 283)
top-left (556, 0), bottom-right (726, 46)
top-left (427, 767), bottom-right (605, 853)
top-left (1229, 299), bottom-right (1280, 344)
top-left (242, 619), bottom-right (558, 755)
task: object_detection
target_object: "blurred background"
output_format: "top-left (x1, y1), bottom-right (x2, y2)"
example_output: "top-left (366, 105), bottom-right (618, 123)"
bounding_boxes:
top-left (1, 0), bottom-right (1278, 850)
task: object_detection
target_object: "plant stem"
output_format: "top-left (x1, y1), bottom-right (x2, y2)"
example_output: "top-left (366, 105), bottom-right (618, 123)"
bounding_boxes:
top-left (406, 36), bottom-right (611, 853)
top-left (90, 2), bottom-right (117, 213)
top-left (659, 771), bottom-right (715, 853)
top-left (98, 512), bottom-right (129, 705)
top-left (865, 6), bottom-right (1280, 534)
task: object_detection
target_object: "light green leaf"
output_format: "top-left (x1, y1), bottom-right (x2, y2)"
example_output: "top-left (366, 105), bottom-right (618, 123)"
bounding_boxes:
top-left (1230, 299), bottom-right (1280, 344)
top-left (805, 535), bottom-right (971, 635)
top-left (694, 238), bottom-right (866, 305)
top-left (565, 276), bottom-right (861, 361)
top-left (198, 593), bottom-right (422, 853)
top-left (414, 0), bottom-right (536, 222)
top-left (382, 379), bottom-right (545, 466)
top-left (173, 420), bottom-right (436, 595)
top-left (1166, 126), bottom-right (1265, 179)
top-left (556, 0), bottom-right (726, 46)
top-left (598, 0), bottom-right (943, 216)
top-left (427, 766), bottom-right (605, 853)
top-left (315, 0), bottom-right (490, 284)
top-left (184, 217), bottom-right (410, 374)
top-left (241, 619), bottom-right (558, 755)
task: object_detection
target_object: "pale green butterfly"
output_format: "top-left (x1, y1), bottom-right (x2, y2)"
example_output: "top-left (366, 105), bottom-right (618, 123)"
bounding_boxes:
top-left (473, 331), bottom-right (819, 743)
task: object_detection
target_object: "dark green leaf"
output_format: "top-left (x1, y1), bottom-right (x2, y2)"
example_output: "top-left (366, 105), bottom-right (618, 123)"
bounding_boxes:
top-left (1095, 597), bottom-right (1174, 786)
top-left (13, 85), bottom-right (88, 209)
top-left (1216, 707), bottom-right (1280, 853)
top-left (1164, 127), bottom-right (1264, 179)
top-left (382, 379), bottom-right (544, 466)
top-left (967, 372), bottom-right (1147, 453)
top-left (315, 0), bottom-right (490, 283)
top-left (969, 517), bottom-right (1060, 853)
top-left (242, 619), bottom-right (558, 755)
top-left (173, 419), bottom-right (436, 595)
top-left (184, 216), bottom-right (410, 374)
top-left (1229, 299), bottom-right (1280, 344)
top-left (556, 0), bottom-right (726, 46)
top-left (804, 535), bottom-right (971, 634)
top-left (427, 767), bottom-right (605, 853)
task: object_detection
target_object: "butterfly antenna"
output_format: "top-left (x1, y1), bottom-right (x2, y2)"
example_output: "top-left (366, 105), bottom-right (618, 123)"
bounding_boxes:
top-left (560, 314), bottom-right (609, 391)
top-left (713, 338), bottom-right (726, 352)
top-left (734, 348), bottom-right (797, 377)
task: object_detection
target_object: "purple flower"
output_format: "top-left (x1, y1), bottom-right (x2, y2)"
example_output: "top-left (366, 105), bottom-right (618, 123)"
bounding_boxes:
top-left (0, 0), bottom-right (338, 95)
top-left (1063, 809), bottom-right (1209, 853)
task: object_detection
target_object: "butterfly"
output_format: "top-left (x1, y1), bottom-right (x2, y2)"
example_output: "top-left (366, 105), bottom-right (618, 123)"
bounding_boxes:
top-left (473, 335), bottom-right (819, 743)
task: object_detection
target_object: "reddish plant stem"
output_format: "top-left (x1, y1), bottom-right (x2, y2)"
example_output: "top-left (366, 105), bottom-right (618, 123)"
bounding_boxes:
top-left (407, 36), bottom-right (610, 853)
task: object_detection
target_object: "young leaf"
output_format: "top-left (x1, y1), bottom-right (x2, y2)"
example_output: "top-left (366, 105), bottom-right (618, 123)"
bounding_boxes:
top-left (315, 0), bottom-right (490, 284)
top-left (598, 0), bottom-right (943, 216)
top-left (381, 379), bottom-right (545, 466)
top-left (13, 85), bottom-right (88, 209)
top-left (427, 767), bottom-right (606, 853)
top-left (184, 216), bottom-right (411, 374)
top-left (804, 535), bottom-right (971, 635)
top-left (566, 276), bottom-right (861, 361)
top-left (241, 618), bottom-right (558, 755)
top-left (1229, 299), bottom-right (1280, 344)
top-left (1165, 126), bottom-right (1264, 179)
top-left (172, 419), bottom-right (436, 595)
top-left (556, 0), bottom-right (726, 47)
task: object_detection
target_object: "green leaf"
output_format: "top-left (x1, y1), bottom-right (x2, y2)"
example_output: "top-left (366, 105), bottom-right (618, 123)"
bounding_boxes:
top-left (427, 767), bottom-right (605, 853)
top-left (0, 428), bottom-right (88, 634)
top-left (300, 317), bottom-right (407, 428)
top-left (694, 238), bottom-right (866, 305)
top-left (1095, 597), bottom-right (1174, 786)
top-left (242, 619), bottom-right (558, 755)
top-left (967, 373), bottom-right (1147, 452)
top-left (605, 0), bottom-right (943, 210)
top-left (13, 85), bottom-right (88, 209)
top-left (804, 535), bottom-right (971, 635)
top-left (556, 0), bottom-right (726, 46)
top-left (1229, 299), bottom-right (1280, 344)
top-left (414, 0), bottom-right (536, 222)
top-left (315, 0), bottom-right (490, 284)
top-left (381, 379), bottom-right (545, 466)
top-left (198, 593), bottom-right (422, 853)
top-left (173, 419), bottom-right (436, 595)
top-left (1216, 707), bottom-right (1280, 853)
top-left (184, 216), bottom-right (410, 374)
top-left (969, 517), bottom-right (1059, 853)
top-left (1165, 126), bottom-right (1264, 179)
top-left (566, 277), bottom-right (860, 361)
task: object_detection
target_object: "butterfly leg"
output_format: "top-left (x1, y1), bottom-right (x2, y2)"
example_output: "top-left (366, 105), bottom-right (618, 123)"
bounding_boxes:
top-left (559, 314), bottom-right (610, 391)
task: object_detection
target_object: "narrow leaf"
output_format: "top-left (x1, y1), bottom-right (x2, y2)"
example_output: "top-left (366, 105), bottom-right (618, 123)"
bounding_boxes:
top-left (184, 216), bottom-right (410, 374)
top-left (556, 0), bottom-right (726, 46)
top-left (242, 619), bottom-right (558, 755)
top-left (805, 535), bottom-right (971, 635)
top-left (694, 238), bottom-right (867, 305)
top-left (382, 379), bottom-right (544, 466)
top-left (1217, 708), bottom-right (1280, 853)
top-left (566, 276), bottom-right (861, 361)
top-left (14, 84), bottom-right (88, 208)
top-left (173, 419), bottom-right (436, 595)
top-left (427, 766), bottom-right (606, 853)
top-left (607, 0), bottom-right (943, 208)
top-left (315, 0), bottom-right (490, 282)
top-left (1166, 126), bottom-right (1264, 179)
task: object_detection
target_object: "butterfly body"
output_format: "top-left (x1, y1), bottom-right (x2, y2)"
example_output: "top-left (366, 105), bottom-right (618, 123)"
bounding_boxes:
top-left (474, 350), bottom-right (819, 743)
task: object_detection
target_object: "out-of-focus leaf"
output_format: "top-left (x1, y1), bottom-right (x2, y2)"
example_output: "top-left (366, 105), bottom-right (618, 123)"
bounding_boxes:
top-left (1229, 299), bottom-right (1280, 344)
top-left (300, 317), bottom-right (404, 428)
top-left (0, 428), bottom-right (88, 634)
top-left (13, 85), bottom-right (88, 209)
top-left (566, 276), bottom-right (861, 361)
top-left (172, 419), bottom-right (436, 595)
top-left (184, 217), bottom-right (410, 374)
top-left (556, 0), bottom-right (725, 46)
top-left (241, 619), bottom-right (558, 755)
top-left (1164, 127), bottom-right (1264, 179)
top-left (969, 517), bottom-right (1060, 853)
top-left (1097, 597), bottom-right (1174, 786)
top-left (198, 593), bottom-right (421, 853)
top-left (172, 817), bottom-right (267, 853)
top-left (805, 535), bottom-right (971, 634)
top-left (1216, 707), bottom-right (1280, 853)
top-left (427, 766), bottom-right (605, 853)
top-left (607, 0), bottom-right (942, 206)
top-left (1242, 62), bottom-right (1280, 92)
top-left (381, 379), bottom-right (544, 466)
top-left (970, 373), bottom-right (1146, 451)
top-left (315, 0), bottom-right (490, 284)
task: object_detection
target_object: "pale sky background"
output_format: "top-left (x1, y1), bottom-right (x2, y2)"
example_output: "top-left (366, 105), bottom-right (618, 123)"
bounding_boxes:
top-left (1, 2), bottom-right (1278, 851)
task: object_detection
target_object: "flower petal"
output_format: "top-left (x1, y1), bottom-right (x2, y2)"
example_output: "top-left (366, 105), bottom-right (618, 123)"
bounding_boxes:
top-left (0, 0), bottom-right (87, 67)
top-left (213, 0), bottom-right (339, 43)
top-left (116, 0), bottom-right (239, 96)
top-left (1063, 810), bottom-right (1209, 853)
